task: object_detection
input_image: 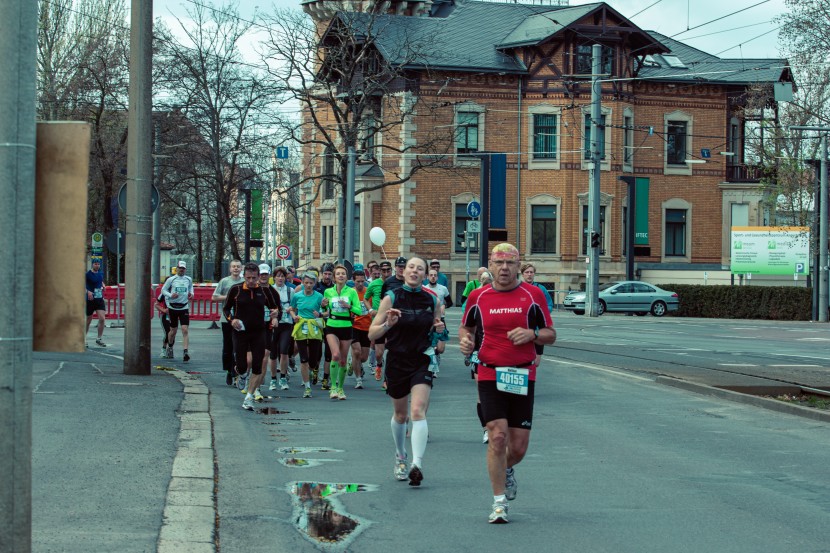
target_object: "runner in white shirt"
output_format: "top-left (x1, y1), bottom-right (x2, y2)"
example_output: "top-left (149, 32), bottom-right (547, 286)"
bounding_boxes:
top-left (425, 268), bottom-right (452, 373)
top-left (161, 260), bottom-right (195, 361)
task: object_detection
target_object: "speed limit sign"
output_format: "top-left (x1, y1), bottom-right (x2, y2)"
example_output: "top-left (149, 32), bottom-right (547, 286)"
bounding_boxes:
top-left (276, 244), bottom-right (291, 260)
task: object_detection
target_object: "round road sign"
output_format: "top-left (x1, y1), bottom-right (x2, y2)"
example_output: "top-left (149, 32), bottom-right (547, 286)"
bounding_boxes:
top-left (276, 244), bottom-right (291, 260)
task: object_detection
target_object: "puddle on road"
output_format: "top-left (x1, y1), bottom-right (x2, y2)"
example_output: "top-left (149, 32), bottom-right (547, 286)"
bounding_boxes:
top-left (261, 419), bottom-right (315, 426)
top-left (288, 481), bottom-right (377, 550)
top-left (277, 447), bottom-right (344, 455)
top-left (255, 407), bottom-right (291, 415)
top-left (279, 457), bottom-right (339, 468)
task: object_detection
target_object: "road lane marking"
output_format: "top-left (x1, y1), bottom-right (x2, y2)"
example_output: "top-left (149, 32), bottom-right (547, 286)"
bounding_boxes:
top-left (546, 358), bottom-right (652, 381)
top-left (769, 364), bottom-right (822, 368)
top-left (718, 363), bottom-right (758, 367)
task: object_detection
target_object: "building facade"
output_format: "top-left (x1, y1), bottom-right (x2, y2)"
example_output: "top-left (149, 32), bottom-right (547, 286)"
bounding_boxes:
top-left (297, 0), bottom-right (793, 295)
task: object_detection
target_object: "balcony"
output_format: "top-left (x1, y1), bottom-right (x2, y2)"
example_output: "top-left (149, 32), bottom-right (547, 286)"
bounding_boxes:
top-left (725, 164), bottom-right (764, 183)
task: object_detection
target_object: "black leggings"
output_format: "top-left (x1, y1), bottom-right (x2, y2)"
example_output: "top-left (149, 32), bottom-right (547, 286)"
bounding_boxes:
top-left (160, 315), bottom-right (171, 345)
top-left (296, 339), bottom-right (322, 370)
top-left (221, 322), bottom-right (235, 372)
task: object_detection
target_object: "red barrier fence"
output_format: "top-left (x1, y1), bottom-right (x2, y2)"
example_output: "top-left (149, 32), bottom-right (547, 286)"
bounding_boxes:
top-left (103, 284), bottom-right (221, 326)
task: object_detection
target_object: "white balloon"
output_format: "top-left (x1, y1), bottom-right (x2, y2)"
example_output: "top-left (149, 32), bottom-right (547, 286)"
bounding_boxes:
top-left (369, 227), bottom-right (386, 247)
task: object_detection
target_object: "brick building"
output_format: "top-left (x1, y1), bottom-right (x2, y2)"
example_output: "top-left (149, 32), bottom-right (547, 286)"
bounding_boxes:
top-left (297, 0), bottom-right (793, 297)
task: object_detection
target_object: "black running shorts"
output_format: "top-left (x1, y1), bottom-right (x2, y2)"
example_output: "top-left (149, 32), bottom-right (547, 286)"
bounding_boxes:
top-left (384, 351), bottom-right (433, 400)
top-left (477, 380), bottom-right (535, 430)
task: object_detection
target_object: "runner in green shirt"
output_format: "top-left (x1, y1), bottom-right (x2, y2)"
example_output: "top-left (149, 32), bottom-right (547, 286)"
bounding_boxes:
top-left (322, 265), bottom-right (362, 399)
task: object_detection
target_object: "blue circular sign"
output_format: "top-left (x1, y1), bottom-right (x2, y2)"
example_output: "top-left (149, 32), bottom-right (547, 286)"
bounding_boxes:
top-left (466, 201), bottom-right (481, 218)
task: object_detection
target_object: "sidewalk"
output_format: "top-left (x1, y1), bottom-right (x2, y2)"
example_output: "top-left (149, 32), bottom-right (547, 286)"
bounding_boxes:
top-left (30, 330), bottom-right (215, 553)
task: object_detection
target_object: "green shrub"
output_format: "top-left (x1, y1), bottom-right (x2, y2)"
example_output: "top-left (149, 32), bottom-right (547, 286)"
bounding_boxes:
top-left (662, 284), bottom-right (812, 320)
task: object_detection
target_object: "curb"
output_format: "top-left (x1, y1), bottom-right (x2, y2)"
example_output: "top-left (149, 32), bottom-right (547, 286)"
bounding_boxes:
top-left (157, 369), bottom-right (217, 553)
top-left (655, 376), bottom-right (830, 424)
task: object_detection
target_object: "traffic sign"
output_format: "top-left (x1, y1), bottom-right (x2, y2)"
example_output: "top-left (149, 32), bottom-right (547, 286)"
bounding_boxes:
top-left (118, 183), bottom-right (160, 213)
top-left (276, 146), bottom-right (289, 159)
top-left (276, 244), bottom-right (291, 260)
top-left (91, 232), bottom-right (104, 249)
top-left (466, 201), bottom-right (481, 218)
top-left (105, 229), bottom-right (125, 253)
top-left (466, 220), bottom-right (481, 233)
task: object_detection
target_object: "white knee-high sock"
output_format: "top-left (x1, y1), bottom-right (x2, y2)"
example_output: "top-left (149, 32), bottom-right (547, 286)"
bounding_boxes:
top-left (391, 418), bottom-right (407, 459)
top-left (410, 419), bottom-right (428, 467)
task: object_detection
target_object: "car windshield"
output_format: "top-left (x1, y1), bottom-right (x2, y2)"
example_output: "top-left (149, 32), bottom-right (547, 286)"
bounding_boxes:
top-left (599, 282), bottom-right (620, 291)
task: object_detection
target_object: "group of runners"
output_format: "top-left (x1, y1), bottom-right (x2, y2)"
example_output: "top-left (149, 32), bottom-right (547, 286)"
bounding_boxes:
top-left (88, 243), bottom-right (556, 524)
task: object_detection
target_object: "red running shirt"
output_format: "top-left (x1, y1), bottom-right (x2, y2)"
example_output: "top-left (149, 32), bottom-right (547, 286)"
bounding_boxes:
top-left (462, 282), bottom-right (553, 382)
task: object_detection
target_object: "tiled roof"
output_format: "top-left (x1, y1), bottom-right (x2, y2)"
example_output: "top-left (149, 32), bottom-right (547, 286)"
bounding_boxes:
top-left (332, 1), bottom-right (788, 83)
top-left (638, 32), bottom-right (790, 84)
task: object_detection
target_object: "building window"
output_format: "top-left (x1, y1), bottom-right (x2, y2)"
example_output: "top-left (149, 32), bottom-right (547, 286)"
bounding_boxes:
top-left (575, 44), bottom-right (613, 76)
top-left (584, 114), bottom-right (606, 160)
top-left (665, 209), bottom-right (687, 256)
top-left (321, 224), bottom-right (327, 254)
top-left (531, 205), bottom-right (557, 254)
top-left (454, 203), bottom-right (479, 254)
top-left (532, 114), bottom-right (558, 160)
top-left (666, 121), bottom-right (687, 165)
top-left (456, 111), bottom-right (479, 154)
top-left (623, 112), bottom-right (634, 168)
top-left (581, 205), bottom-right (606, 256)
top-left (361, 113), bottom-right (377, 159)
top-left (323, 146), bottom-right (335, 200)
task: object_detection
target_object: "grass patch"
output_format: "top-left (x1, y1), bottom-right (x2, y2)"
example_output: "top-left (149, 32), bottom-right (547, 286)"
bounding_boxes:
top-left (770, 393), bottom-right (830, 411)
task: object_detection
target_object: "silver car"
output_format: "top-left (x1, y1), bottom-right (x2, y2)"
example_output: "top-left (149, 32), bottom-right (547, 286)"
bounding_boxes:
top-left (562, 281), bottom-right (679, 317)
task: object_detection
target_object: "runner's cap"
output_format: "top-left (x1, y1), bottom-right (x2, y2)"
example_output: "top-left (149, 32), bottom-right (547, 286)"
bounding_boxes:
top-left (259, 263), bottom-right (271, 274)
top-left (177, 261), bottom-right (187, 268)
top-left (395, 256), bottom-right (407, 267)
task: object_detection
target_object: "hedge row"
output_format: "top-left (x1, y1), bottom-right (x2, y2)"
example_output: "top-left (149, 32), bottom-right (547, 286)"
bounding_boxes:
top-left (663, 284), bottom-right (812, 320)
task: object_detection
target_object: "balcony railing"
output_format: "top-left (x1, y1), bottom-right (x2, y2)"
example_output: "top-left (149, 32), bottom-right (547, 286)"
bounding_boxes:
top-left (725, 164), bottom-right (764, 183)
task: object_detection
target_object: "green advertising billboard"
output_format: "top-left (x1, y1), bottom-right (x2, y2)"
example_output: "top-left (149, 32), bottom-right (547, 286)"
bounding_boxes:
top-left (730, 226), bottom-right (810, 275)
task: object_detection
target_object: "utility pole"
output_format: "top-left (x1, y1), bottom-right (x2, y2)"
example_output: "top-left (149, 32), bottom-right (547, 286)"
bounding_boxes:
top-left (586, 44), bottom-right (602, 317)
top-left (0, 2), bottom-right (36, 550)
top-left (124, 0), bottom-right (153, 374)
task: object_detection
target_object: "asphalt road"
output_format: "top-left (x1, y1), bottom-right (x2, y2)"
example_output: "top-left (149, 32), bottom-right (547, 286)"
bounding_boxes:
top-left (32, 311), bottom-right (830, 552)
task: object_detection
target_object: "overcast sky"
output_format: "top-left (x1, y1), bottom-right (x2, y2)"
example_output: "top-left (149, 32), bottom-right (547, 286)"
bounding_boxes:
top-left (156, 0), bottom-right (788, 59)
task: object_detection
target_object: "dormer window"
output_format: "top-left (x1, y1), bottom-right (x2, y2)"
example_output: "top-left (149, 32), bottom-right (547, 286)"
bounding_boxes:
top-left (659, 54), bottom-right (687, 69)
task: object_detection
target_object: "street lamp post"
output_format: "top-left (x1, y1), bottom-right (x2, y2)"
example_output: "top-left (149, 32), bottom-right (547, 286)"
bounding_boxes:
top-left (790, 126), bottom-right (828, 322)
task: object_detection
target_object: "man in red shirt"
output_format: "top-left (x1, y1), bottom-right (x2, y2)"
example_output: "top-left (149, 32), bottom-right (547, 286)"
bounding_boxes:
top-left (459, 243), bottom-right (556, 524)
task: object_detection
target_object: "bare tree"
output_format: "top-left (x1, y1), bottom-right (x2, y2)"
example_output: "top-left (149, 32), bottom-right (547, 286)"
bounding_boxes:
top-left (155, 1), bottom-right (282, 279)
top-left (258, 7), bottom-right (460, 260)
top-left (37, 0), bottom-right (130, 281)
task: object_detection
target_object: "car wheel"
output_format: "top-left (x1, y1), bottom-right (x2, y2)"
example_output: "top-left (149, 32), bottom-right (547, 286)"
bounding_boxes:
top-left (650, 301), bottom-right (667, 317)
top-left (635, 311), bottom-right (647, 316)
top-left (597, 300), bottom-right (606, 316)
top-left (573, 310), bottom-right (584, 315)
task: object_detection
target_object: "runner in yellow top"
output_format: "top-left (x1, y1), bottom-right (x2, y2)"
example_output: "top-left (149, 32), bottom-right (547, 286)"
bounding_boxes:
top-left (322, 265), bottom-right (362, 399)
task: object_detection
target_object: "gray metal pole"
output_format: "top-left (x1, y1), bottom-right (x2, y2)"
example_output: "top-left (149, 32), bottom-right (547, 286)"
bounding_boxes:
top-left (0, 1), bottom-right (36, 550)
top-left (586, 44), bottom-right (602, 317)
top-left (344, 145), bottom-right (356, 269)
top-left (820, 135), bottom-right (828, 322)
top-left (124, 0), bottom-right (153, 374)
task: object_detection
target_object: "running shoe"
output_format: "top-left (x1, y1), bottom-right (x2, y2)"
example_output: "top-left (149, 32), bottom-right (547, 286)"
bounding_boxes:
top-left (269, 378), bottom-right (278, 391)
top-left (408, 465), bottom-right (423, 487)
top-left (289, 356), bottom-right (297, 371)
top-left (374, 365), bottom-right (382, 381)
top-left (254, 390), bottom-right (265, 402)
top-left (394, 457), bottom-right (408, 481)
top-left (237, 375), bottom-right (247, 392)
top-left (354, 377), bottom-right (364, 389)
top-left (242, 397), bottom-right (255, 411)
top-left (311, 369), bottom-right (318, 385)
top-left (166, 346), bottom-right (174, 359)
top-left (329, 389), bottom-right (339, 400)
top-left (95, 338), bottom-right (107, 347)
top-left (346, 361), bottom-right (353, 376)
top-left (183, 351), bottom-right (190, 363)
top-left (505, 467), bottom-right (517, 501)
top-left (303, 387), bottom-right (312, 398)
top-left (337, 388), bottom-right (347, 400)
top-left (489, 500), bottom-right (509, 524)
top-left (321, 377), bottom-right (331, 390)
top-left (482, 429), bottom-right (489, 444)
top-left (161, 347), bottom-right (168, 358)
top-left (279, 377), bottom-right (289, 390)
top-left (225, 371), bottom-right (233, 386)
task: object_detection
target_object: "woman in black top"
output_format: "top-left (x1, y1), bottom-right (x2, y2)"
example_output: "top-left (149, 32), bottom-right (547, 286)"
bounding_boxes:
top-left (369, 257), bottom-right (444, 487)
